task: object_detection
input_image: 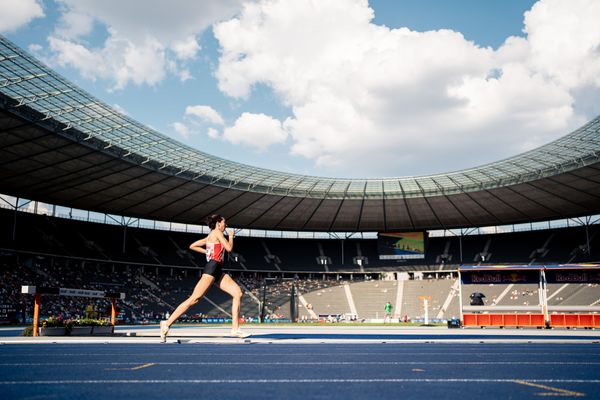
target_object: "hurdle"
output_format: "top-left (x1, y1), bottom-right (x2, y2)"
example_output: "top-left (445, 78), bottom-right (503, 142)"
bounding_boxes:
top-left (21, 286), bottom-right (126, 337)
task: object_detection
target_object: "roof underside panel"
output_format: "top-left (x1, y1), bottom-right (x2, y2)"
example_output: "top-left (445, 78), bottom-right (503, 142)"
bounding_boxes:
top-left (529, 177), bottom-right (600, 212)
top-left (383, 198), bottom-right (413, 231)
top-left (276, 197), bottom-right (321, 230)
top-left (525, 183), bottom-right (585, 215)
top-left (425, 196), bottom-right (469, 227)
top-left (405, 198), bottom-right (439, 229)
top-left (358, 199), bottom-right (385, 231)
top-left (330, 199), bottom-right (362, 231)
top-left (248, 196), bottom-right (303, 229)
top-left (207, 191), bottom-right (267, 222)
top-left (48, 165), bottom-right (151, 207)
top-left (572, 165), bottom-right (600, 179)
top-left (179, 186), bottom-right (238, 221)
top-left (488, 186), bottom-right (559, 221)
top-left (304, 199), bottom-right (343, 230)
top-left (464, 190), bottom-right (523, 223)
top-left (139, 182), bottom-right (208, 220)
top-left (447, 193), bottom-right (498, 227)
top-left (228, 193), bottom-right (284, 227)
top-left (82, 170), bottom-right (177, 210)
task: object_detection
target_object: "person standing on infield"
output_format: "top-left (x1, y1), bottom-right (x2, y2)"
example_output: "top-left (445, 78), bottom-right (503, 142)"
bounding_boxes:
top-left (159, 214), bottom-right (249, 341)
top-left (384, 301), bottom-right (393, 323)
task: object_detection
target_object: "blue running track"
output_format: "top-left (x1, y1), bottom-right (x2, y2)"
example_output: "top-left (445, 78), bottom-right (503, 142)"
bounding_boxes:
top-left (1, 342), bottom-right (600, 399)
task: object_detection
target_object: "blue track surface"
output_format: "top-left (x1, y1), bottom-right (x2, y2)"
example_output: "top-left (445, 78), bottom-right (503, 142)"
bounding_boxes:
top-left (1, 342), bottom-right (600, 399)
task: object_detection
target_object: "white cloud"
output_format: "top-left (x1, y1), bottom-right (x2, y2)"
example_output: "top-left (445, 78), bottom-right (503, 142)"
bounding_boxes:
top-left (178, 69), bottom-right (192, 82)
top-left (185, 105), bottom-right (225, 125)
top-left (28, 43), bottom-right (43, 53)
top-left (173, 121), bottom-right (222, 141)
top-left (48, 0), bottom-right (248, 89)
top-left (49, 34), bottom-right (166, 90)
top-left (55, 9), bottom-right (94, 39)
top-left (0, 0), bottom-right (44, 33)
top-left (172, 36), bottom-right (201, 60)
top-left (213, 0), bottom-right (600, 177)
top-left (173, 122), bottom-right (191, 140)
top-left (521, 0), bottom-right (600, 115)
top-left (207, 127), bottom-right (221, 139)
top-left (223, 112), bottom-right (288, 151)
top-left (172, 106), bottom-right (224, 143)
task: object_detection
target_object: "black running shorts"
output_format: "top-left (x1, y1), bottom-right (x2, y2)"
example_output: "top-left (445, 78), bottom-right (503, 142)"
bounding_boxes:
top-left (203, 259), bottom-right (224, 281)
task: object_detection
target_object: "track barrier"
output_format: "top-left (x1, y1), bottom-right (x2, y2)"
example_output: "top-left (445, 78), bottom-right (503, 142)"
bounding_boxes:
top-left (21, 286), bottom-right (125, 336)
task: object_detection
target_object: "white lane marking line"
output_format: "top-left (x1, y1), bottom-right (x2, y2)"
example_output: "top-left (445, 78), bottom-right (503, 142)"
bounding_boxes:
top-left (1, 361), bottom-right (600, 366)
top-left (4, 352), bottom-right (599, 357)
top-left (0, 378), bottom-right (599, 385)
top-left (513, 380), bottom-right (585, 397)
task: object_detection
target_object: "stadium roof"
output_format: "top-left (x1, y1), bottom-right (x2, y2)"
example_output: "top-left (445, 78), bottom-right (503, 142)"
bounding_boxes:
top-left (1, 35), bottom-right (600, 231)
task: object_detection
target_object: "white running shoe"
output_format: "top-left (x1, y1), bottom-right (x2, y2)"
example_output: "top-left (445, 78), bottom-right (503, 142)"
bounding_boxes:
top-left (230, 328), bottom-right (250, 338)
top-left (160, 320), bottom-right (170, 342)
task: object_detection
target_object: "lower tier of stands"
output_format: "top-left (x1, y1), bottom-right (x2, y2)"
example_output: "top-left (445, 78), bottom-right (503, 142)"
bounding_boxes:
top-left (2, 256), bottom-right (598, 325)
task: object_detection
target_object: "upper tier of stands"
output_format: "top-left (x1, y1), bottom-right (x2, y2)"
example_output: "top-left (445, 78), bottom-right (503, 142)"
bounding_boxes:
top-left (0, 208), bottom-right (597, 274)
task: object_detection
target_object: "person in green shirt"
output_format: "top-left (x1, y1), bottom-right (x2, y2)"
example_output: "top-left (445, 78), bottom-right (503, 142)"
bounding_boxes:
top-left (384, 301), bottom-right (393, 323)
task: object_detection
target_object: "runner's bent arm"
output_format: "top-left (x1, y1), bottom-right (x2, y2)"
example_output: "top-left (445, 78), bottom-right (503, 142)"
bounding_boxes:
top-left (189, 237), bottom-right (208, 254)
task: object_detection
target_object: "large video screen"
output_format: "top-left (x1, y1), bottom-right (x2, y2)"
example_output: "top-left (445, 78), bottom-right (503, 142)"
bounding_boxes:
top-left (378, 232), bottom-right (426, 260)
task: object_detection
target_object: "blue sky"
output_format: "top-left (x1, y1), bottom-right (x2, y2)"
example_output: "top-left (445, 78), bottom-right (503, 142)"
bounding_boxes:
top-left (1, 0), bottom-right (599, 178)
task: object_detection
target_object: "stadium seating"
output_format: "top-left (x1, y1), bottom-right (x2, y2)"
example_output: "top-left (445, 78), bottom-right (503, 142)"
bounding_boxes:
top-left (2, 208), bottom-right (597, 273)
top-left (1, 208), bottom-right (599, 324)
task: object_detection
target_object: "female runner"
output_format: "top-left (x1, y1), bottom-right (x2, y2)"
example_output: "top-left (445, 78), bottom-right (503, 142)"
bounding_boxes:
top-left (160, 214), bottom-right (249, 341)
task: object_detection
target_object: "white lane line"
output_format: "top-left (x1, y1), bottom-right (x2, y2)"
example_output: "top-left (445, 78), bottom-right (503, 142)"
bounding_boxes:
top-left (1, 361), bottom-right (600, 366)
top-left (3, 352), bottom-right (600, 359)
top-left (513, 379), bottom-right (585, 397)
top-left (0, 378), bottom-right (599, 385)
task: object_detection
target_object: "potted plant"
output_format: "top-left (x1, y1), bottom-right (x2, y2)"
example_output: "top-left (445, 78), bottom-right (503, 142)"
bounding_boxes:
top-left (39, 316), bottom-right (67, 336)
top-left (21, 326), bottom-right (34, 336)
top-left (68, 318), bottom-right (113, 335)
top-left (92, 319), bottom-right (114, 335)
top-left (68, 318), bottom-right (94, 335)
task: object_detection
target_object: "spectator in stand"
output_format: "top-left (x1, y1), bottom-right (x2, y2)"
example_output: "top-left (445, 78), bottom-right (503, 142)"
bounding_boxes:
top-left (159, 214), bottom-right (249, 342)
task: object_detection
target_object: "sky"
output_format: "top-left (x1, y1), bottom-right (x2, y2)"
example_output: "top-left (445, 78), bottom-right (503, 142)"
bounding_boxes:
top-left (1, 0), bottom-right (599, 179)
